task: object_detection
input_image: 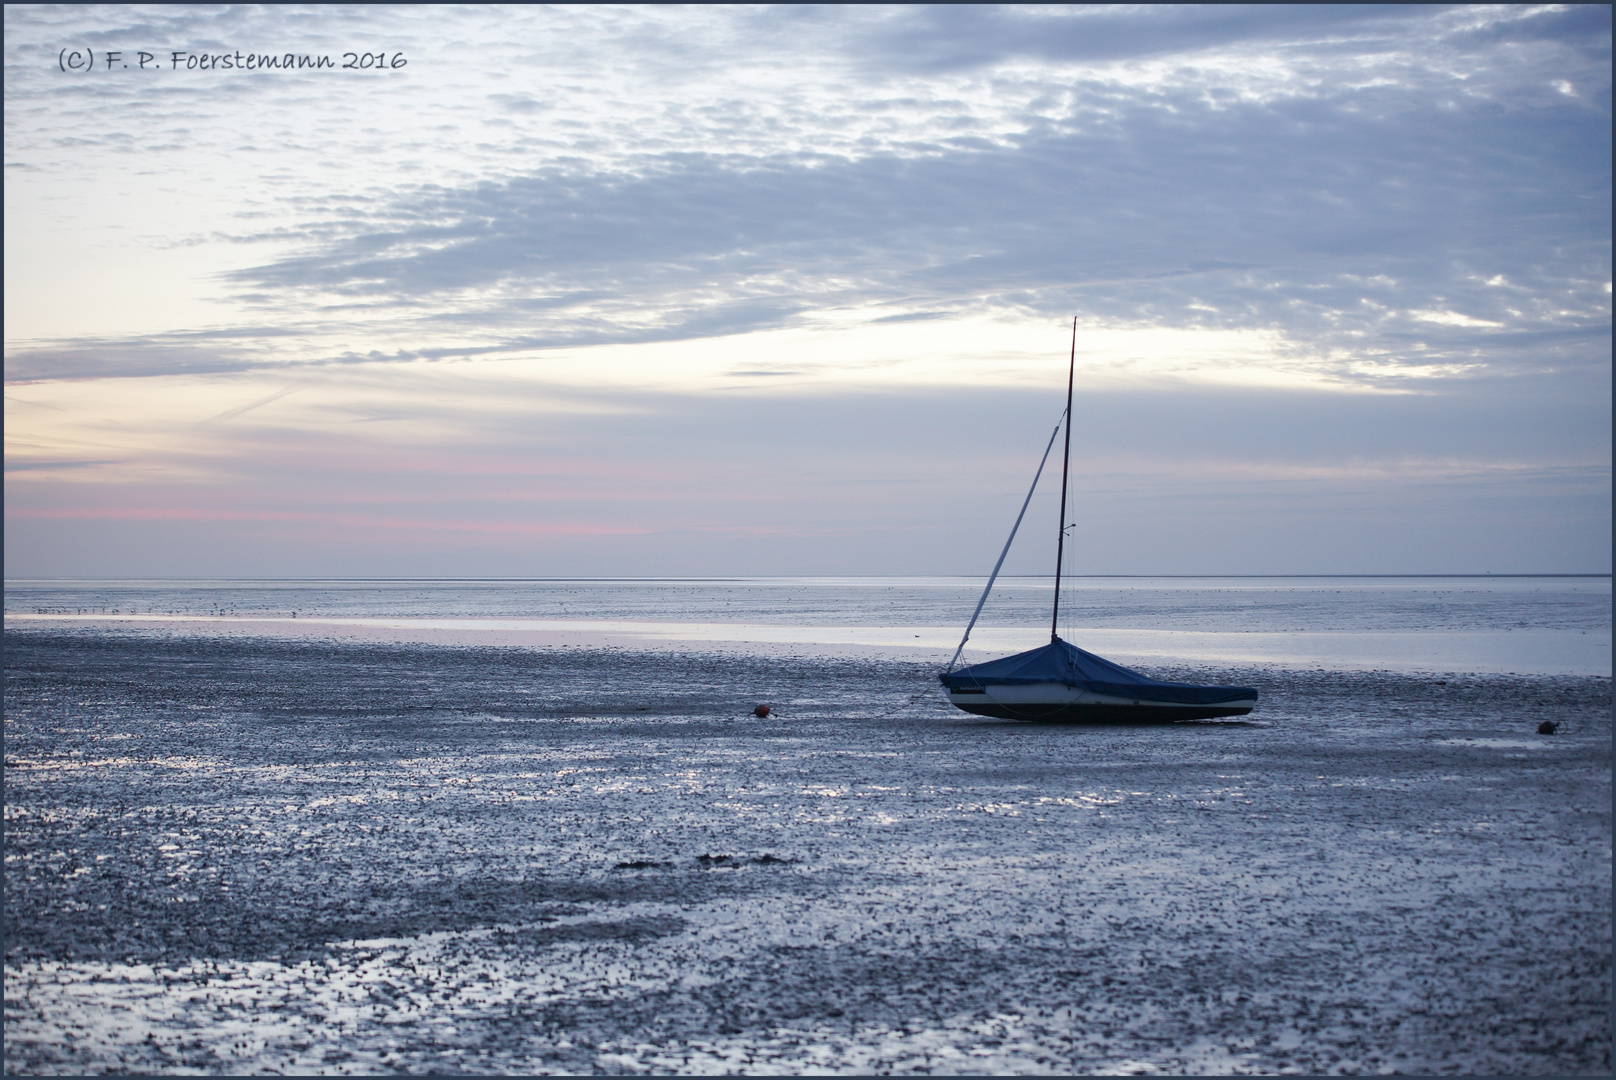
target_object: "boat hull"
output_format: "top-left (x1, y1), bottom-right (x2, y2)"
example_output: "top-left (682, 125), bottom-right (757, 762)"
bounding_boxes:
top-left (946, 681), bottom-right (1256, 723)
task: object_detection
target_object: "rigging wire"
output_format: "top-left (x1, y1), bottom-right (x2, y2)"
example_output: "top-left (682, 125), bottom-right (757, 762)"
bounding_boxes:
top-left (947, 317), bottom-right (1082, 673)
top-left (1059, 521), bottom-right (1082, 643)
top-left (943, 410), bottom-right (1067, 674)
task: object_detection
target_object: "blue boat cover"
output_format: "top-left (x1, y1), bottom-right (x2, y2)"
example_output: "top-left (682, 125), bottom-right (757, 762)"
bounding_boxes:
top-left (940, 636), bottom-right (1256, 706)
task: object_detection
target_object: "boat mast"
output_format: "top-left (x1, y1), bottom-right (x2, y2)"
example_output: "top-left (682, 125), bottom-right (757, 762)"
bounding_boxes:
top-left (1049, 317), bottom-right (1076, 643)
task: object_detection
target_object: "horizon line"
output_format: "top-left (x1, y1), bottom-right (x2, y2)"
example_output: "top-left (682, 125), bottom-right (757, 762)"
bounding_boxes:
top-left (4, 573), bottom-right (1611, 585)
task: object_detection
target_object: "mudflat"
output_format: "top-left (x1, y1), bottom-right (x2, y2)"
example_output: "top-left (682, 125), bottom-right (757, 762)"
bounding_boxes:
top-left (4, 626), bottom-right (1610, 1074)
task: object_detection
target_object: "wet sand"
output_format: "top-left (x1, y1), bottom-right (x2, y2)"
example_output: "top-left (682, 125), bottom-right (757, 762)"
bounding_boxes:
top-left (4, 625), bottom-right (1610, 1075)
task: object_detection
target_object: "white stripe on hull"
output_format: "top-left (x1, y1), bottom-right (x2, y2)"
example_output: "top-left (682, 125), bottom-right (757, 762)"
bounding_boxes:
top-left (950, 681), bottom-right (1255, 710)
top-left (947, 681), bottom-right (1256, 721)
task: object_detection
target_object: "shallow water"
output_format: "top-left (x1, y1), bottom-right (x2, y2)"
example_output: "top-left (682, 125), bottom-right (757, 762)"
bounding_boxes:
top-left (6, 576), bottom-right (1611, 675)
top-left (9, 575), bottom-right (1611, 633)
top-left (3, 580), bottom-right (1611, 1074)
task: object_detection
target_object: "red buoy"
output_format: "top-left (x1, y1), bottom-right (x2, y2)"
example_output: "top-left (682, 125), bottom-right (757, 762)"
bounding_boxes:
top-left (753, 704), bottom-right (770, 718)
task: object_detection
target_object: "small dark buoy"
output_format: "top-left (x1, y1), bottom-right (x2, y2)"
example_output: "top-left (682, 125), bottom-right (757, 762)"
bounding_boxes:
top-left (753, 704), bottom-right (770, 718)
top-left (1537, 721), bottom-right (1557, 735)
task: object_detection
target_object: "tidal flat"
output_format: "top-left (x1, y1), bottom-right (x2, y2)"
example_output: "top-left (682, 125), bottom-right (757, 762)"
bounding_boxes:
top-left (4, 626), bottom-right (1610, 1075)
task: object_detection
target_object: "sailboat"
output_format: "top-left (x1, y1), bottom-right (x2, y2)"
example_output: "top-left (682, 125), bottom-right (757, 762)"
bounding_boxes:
top-left (938, 319), bottom-right (1258, 723)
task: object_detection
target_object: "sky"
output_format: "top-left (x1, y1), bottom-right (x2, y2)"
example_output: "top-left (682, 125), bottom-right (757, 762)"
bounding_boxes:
top-left (4, 3), bottom-right (1610, 578)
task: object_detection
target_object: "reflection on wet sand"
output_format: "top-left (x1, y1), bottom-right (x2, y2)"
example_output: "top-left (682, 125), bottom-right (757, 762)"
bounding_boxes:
top-left (4, 626), bottom-right (1610, 1075)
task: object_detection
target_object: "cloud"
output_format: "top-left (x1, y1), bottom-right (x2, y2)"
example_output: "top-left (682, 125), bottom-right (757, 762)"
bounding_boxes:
top-left (3, 459), bottom-right (121, 473)
top-left (6, 369), bottom-right (1609, 576)
top-left (197, 67), bottom-right (1607, 389)
top-left (3, 4), bottom-right (1608, 576)
top-left (854, 4), bottom-right (1445, 72)
top-left (6, 3), bottom-right (1608, 388)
